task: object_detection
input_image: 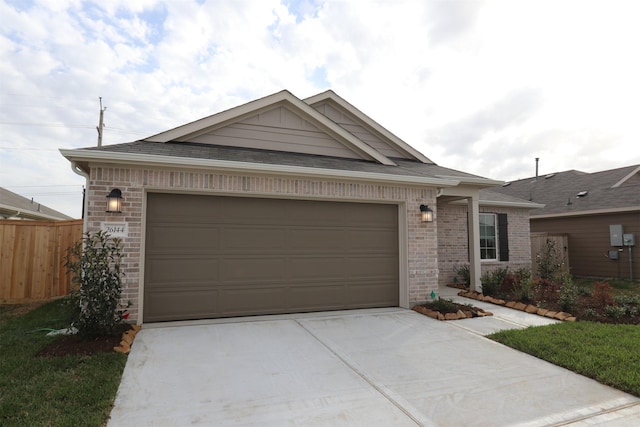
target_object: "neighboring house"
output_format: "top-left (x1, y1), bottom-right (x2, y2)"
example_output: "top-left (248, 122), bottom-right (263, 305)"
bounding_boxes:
top-left (491, 165), bottom-right (640, 280)
top-left (60, 89), bottom-right (539, 324)
top-left (0, 187), bottom-right (73, 221)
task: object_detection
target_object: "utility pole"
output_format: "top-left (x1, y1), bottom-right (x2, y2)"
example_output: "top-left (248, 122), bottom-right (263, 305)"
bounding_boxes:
top-left (97, 97), bottom-right (106, 147)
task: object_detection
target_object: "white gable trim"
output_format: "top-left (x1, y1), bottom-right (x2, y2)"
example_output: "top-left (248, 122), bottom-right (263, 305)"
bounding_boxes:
top-left (145, 90), bottom-right (397, 166)
top-left (304, 90), bottom-right (433, 164)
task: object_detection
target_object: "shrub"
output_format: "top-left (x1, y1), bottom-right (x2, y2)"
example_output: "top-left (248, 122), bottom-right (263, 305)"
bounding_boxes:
top-left (558, 273), bottom-right (579, 312)
top-left (428, 298), bottom-right (462, 314)
top-left (453, 263), bottom-right (470, 286)
top-left (604, 305), bottom-right (627, 319)
top-left (64, 231), bottom-right (127, 338)
top-left (536, 239), bottom-right (563, 281)
top-left (481, 267), bottom-right (509, 297)
top-left (534, 278), bottom-right (559, 303)
top-left (583, 308), bottom-right (597, 320)
top-left (512, 277), bottom-right (535, 302)
top-left (592, 282), bottom-right (615, 306)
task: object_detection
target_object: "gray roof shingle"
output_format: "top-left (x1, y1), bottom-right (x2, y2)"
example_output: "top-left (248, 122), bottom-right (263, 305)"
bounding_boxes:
top-left (86, 140), bottom-right (491, 182)
top-left (490, 165), bottom-right (640, 216)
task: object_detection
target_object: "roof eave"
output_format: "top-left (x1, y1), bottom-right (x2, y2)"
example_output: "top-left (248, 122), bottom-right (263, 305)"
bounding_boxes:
top-left (59, 149), bottom-right (461, 188)
top-left (449, 199), bottom-right (545, 209)
top-left (531, 206), bottom-right (640, 219)
top-left (435, 175), bottom-right (504, 188)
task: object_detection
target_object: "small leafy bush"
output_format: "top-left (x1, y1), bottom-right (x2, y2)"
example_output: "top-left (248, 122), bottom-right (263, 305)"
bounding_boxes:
top-left (614, 294), bottom-right (640, 305)
top-left (429, 298), bottom-right (461, 313)
top-left (604, 305), bottom-right (627, 319)
top-left (534, 278), bottom-right (559, 303)
top-left (512, 277), bottom-right (535, 302)
top-left (558, 272), bottom-right (579, 312)
top-left (64, 231), bottom-right (126, 338)
top-left (536, 239), bottom-right (563, 281)
top-left (481, 267), bottom-right (509, 297)
top-left (453, 263), bottom-right (470, 286)
top-left (592, 282), bottom-right (615, 306)
top-left (583, 308), bottom-right (597, 320)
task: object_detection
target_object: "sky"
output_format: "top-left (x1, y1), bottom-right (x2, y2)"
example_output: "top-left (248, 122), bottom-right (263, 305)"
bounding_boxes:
top-left (1, 0), bottom-right (639, 218)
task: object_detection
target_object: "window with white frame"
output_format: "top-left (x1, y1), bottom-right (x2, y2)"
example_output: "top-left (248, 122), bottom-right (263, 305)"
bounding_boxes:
top-left (480, 213), bottom-right (497, 260)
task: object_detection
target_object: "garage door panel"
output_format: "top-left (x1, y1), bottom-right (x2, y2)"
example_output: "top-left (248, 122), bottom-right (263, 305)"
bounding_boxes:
top-left (147, 225), bottom-right (221, 250)
top-left (144, 193), bottom-right (398, 321)
top-left (221, 227), bottom-right (286, 250)
top-left (346, 229), bottom-right (398, 251)
top-left (146, 289), bottom-right (220, 322)
top-left (146, 258), bottom-right (219, 282)
top-left (220, 287), bottom-right (288, 316)
top-left (220, 258), bottom-right (288, 281)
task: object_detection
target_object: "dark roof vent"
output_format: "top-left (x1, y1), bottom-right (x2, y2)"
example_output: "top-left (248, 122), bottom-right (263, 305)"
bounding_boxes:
top-left (502, 182), bottom-right (511, 187)
top-left (545, 173), bottom-right (555, 179)
top-left (577, 191), bottom-right (588, 198)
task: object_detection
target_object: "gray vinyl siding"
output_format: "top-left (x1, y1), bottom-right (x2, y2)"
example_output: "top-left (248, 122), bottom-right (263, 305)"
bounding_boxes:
top-left (531, 211), bottom-right (640, 280)
top-left (189, 106), bottom-right (364, 159)
top-left (312, 101), bottom-right (414, 160)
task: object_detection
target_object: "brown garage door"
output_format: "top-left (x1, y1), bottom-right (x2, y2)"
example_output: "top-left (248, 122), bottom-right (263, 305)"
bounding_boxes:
top-left (144, 193), bottom-right (399, 322)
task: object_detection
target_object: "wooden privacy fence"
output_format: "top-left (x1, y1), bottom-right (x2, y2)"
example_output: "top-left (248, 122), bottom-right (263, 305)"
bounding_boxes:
top-left (0, 219), bottom-right (83, 303)
top-left (530, 232), bottom-right (570, 278)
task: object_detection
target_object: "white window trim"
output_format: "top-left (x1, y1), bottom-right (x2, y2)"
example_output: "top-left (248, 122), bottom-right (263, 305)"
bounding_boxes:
top-left (479, 213), bottom-right (498, 262)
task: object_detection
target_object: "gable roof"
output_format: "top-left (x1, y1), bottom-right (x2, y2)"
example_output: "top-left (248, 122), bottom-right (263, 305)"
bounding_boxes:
top-left (145, 90), bottom-right (397, 166)
top-left (304, 90), bottom-right (433, 163)
top-left (491, 164), bottom-right (640, 217)
top-left (61, 89), bottom-right (503, 190)
top-left (0, 187), bottom-right (73, 221)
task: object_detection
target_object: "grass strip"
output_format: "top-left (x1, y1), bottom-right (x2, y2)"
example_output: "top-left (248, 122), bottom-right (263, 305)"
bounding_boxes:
top-left (488, 321), bottom-right (640, 397)
top-left (0, 300), bottom-right (127, 426)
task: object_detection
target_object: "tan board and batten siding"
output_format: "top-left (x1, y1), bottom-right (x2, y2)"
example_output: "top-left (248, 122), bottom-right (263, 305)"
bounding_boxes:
top-left (144, 193), bottom-right (399, 322)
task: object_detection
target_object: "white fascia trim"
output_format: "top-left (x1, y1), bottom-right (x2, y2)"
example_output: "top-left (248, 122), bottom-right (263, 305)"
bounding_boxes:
top-left (144, 90), bottom-right (397, 166)
top-left (59, 149), bottom-right (461, 187)
top-left (0, 204), bottom-right (70, 221)
top-left (435, 175), bottom-right (504, 187)
top-left (304, 90), bottom-right (432, 164)
top-left (532, 206), bottom-right (640, 219)
top-left (449, 199), bottom-right (545, 209)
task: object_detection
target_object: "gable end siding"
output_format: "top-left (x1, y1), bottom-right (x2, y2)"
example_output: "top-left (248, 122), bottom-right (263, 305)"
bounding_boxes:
top-left (189, 106), bottom-right (365, 160)
top-left (312, 101), bottom-right (413, 160)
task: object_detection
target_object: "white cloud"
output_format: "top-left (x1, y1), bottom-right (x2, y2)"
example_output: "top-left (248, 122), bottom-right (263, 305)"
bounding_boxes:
top-left (1, 0), bottom-right (639, 218)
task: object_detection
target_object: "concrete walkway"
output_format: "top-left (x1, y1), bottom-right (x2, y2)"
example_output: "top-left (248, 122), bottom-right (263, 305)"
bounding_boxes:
top-left (108, 301), bottom-right (640, 426)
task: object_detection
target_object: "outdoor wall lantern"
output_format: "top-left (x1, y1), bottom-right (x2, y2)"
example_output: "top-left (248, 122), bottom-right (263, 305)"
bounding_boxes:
top-left (420, 204), bottom-right (434, 223)
top-left (106, 188), bottom-right (123, 213)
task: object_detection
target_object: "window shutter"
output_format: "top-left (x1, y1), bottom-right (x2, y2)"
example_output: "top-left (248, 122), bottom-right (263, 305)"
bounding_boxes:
top-left (498, 213), bottom-right (509, 261)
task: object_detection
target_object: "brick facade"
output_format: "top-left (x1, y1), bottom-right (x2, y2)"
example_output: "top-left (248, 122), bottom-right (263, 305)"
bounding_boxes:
top-left (437, 203), bottom-right (533, 287)
top-left (86, 165), bottom-right (439, 322)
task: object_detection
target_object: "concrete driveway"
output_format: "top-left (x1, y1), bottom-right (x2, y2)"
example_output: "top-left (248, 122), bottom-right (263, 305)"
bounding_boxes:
top-left (108, 308), bottom-right (640, 426)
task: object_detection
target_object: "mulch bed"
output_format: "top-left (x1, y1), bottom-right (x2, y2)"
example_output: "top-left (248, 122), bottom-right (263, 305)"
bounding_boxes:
top-left (447, 284), bottom-right (640, 325)
top-left (37, 324), bottom-right (131, 357)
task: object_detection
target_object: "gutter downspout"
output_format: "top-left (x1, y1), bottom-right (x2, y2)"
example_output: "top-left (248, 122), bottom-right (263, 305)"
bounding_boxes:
top-left (71, 162), bottom-right (89, 234)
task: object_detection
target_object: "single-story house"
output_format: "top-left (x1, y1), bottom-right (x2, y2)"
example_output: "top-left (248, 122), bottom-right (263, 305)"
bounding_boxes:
top-left (491, 165), bottom-right (640, 280)
top-left (60, 90), bottom-right (540, 324)
top-left (0, 187), bottom-right (73, 221)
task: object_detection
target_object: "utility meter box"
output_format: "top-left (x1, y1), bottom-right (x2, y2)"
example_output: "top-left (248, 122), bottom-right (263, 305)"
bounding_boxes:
top-left (608, 250), bottom-right (620, 260)
top-left (610, 224), bottom-right (624, 246)
top-left (623, 234), bottom-right (635, 246)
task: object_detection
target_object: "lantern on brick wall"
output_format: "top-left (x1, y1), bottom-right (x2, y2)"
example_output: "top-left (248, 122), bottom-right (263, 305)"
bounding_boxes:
top-left (419, 204), bottom-right (434, 223)
top-left (106, 188), bottom-right (123, 213)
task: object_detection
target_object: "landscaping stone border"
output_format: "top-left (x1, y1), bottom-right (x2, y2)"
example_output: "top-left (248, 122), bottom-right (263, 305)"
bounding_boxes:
top-left (457, 290), bottom-right (577, 322)
top-left (412, 305), bottom-right (493, 321)
top-left (114, 324), bottom-right (142, 353)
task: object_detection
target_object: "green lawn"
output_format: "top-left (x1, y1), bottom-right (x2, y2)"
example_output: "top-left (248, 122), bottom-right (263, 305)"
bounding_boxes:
top-left (488, 321), bottom-right (640, 397)
top-left (0, 300), bottom-right (127, 426)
